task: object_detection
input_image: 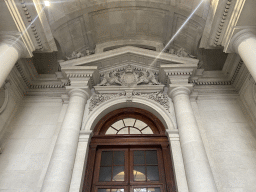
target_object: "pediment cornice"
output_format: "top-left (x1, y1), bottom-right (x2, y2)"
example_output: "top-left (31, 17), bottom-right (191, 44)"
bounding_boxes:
top-left (59, 46), bottom-right (199, 69)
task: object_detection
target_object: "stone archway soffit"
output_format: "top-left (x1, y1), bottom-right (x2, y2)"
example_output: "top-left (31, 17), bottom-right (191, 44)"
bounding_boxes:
top-left (50, 1), bottom-right (206, 31)
top-left (82, 96), bottom-right (177, 132)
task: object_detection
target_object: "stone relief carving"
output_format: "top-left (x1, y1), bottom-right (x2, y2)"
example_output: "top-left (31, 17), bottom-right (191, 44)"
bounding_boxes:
top-left (167, 48), bottom-right (196, 58)
top-left (66, 49), bottom-right (94, 60)
top-left (98, 65), bottom-right (161, 86)
top-left (89, 93), bottom-right (125, 111)
top-left (89, 91), bottom-right (169, 112)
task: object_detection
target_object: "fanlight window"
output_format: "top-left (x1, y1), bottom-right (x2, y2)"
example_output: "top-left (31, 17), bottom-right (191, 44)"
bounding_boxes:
top-left (106, 118), bottom-right (153, 135)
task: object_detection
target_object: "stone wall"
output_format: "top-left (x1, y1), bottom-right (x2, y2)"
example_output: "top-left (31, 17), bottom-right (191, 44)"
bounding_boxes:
top-left (193, 96), bottom-right (256, 192)
top-left (0, 96), bottom-right (66, 192)
top-left (0, 67), bottom-right (26, 144)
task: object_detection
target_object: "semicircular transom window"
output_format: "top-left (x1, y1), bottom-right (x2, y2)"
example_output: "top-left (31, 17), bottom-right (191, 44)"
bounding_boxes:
top-left (106, 118), bottom-right (153, 135)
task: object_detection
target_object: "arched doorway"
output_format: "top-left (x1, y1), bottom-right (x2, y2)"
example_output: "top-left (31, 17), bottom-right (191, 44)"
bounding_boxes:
top-left (82, 108), bottom-right (176, 192)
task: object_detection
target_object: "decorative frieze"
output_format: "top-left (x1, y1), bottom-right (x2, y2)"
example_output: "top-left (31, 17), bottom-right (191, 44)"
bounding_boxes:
top-left (89, 91), bottom-right (169, 112)
top-left (98, 65), bottom-right (161, 86)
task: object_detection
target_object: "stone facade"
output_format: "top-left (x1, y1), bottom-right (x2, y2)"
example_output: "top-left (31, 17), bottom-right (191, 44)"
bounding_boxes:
top-left (0, 0), bottom-right (256, 192)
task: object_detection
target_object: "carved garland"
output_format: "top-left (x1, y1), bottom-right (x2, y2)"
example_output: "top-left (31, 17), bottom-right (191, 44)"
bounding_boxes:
top-left (89, 92), bottom-right (169, 112)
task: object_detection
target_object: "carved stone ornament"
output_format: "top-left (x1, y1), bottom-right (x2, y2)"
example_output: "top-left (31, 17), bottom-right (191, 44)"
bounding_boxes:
top-left (167, 48), bottom-right (196, 58)
top-left (66, 49), bottom-right (95, 60)
top-left (98, 65), bottom-right (161, 86)
top-left (89, 91), bottom-right (169, 112)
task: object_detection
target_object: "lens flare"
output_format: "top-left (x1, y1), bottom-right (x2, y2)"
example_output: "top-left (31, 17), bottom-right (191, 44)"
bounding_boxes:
top-left (44, 1), bottom-right (50, 6)
top-left (150, 0), bottom-right (206, 67)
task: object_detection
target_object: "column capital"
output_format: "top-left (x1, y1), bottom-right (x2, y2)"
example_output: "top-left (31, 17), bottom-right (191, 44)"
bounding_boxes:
top-left (168, 86), bottom-right (192, 99)
top-left (68, 88), bottom-right (90, 101)
top-left (231, 29), bottom-right (256, 53)
top-left (0, 34), bottom-right (26, 57)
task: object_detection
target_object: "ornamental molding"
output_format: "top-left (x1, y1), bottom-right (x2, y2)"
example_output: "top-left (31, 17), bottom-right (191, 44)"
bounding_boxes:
top-left (222, 0), bottom-right (246, 51)
top-left (97, 65), bottom-right (161, 87)
top-left (19, 0), bottom-right (43, 50)
top-left (213, 0), bottom-right (233, 47)
top-left (15, 59), bottom-right (69, 89)
top-left (89, 91), bottom-right (169, 113)
top-left (4, 0), bottom-right (35, 57)
top-left (189, 59), bottom-right (244, 86)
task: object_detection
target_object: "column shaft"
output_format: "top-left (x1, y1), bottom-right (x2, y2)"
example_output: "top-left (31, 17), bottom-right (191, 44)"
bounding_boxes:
top-left (41, 89), bottom-right (88, 192)
top-left (170, 87), bottom-right (217, 192)
top-left (236, 36), bottom-right (256, 82)
top-left (0, 43), bottom-right (20, 87)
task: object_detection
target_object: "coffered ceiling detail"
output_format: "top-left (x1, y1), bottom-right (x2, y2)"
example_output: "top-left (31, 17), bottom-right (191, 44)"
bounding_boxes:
top-left (47, 0), bottom-right (210, 57)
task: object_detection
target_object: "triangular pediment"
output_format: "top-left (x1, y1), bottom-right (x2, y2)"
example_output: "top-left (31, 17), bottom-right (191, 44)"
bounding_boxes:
top-left (60, 46), bottom-right (199, 71)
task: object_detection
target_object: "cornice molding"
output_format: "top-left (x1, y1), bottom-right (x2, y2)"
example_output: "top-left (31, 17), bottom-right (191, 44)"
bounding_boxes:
top-left (222, 0), bottom-right (246, 50)
top-left (213, 0), bottom-right (233, 47)
top-left (4, 0), bottom-right (35, 57)
top-left (159, 64), bottom-right (197, 85)
top-left (15, 59), bottom-right (70, 89)
top-left (19, 0), bottom-right (43, 50)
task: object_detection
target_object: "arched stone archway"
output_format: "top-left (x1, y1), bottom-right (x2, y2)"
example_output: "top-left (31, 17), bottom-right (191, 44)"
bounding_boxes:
top-left (69, 98), bottom-right (188, 192)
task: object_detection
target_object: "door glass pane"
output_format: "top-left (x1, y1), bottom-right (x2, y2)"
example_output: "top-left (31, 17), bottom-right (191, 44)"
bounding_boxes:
top-left (146, 166), bottom-right (159, 181)
top-left (123, 118), bottom-right (135, 126)
top-left (134, 151), bottom-right (145, 165)
top-left (134, 120), bottom-right (147, 129)
top-left (134, 188), bottom-right (147, 192)
top-left (117, 128), bottom-right (129, 134)
top-left (141, 127), bottom-right (153, 134)
top-left (112, 120), bottom-right (124, 129)
top-left (133, 166), bottom-right (146, 181)
top-left (99, 167), bottom-right (112, 181)
top-left (98, 189), bottom-right (109, 192)
top-left (98, 189), bottom-right (124, 192)
top-left (146, 150), bottom-right (158, 165)
top-left (106, 127), bottom-right (117, 134)
top-left (130, 128), bottom-right (141, 134)
top-left (112, 166), bottom-right (124, 181)
top-left (148, 188), bottom-right (160, 192)
top-left (113, 151), bottom-right (124, 165)
top-left (112, 189), bottom-right (124, 192)
top-left (101, 151), bottom-right (112, 166)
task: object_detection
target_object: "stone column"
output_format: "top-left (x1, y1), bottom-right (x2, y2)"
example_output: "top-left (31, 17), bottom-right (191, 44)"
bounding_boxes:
top-left (231, 29), bottom-right (256, 82)
top-left (41, 88), bottom-right (90, 192)
top-left (0, 38), bottom-right (24, 88)
top-left (169, 87), bottom-right (217, 192)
